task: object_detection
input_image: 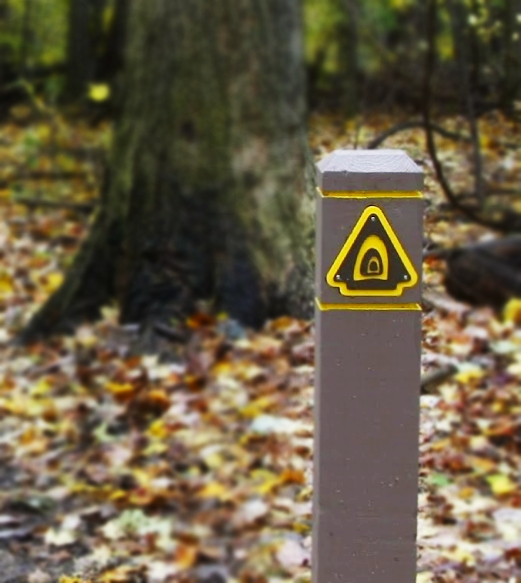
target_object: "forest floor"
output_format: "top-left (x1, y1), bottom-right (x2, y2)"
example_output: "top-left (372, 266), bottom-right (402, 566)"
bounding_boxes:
top-left (0, 107), bottom-right (521, 583)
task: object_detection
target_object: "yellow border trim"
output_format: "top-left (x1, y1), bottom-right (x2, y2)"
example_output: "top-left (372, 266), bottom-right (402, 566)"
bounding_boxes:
top-left (318, 188), bottom-right (423, 199)
top-left (326, 205), bottom-right (419, 297)
top-left (316, 298), bottom-right (421, 311)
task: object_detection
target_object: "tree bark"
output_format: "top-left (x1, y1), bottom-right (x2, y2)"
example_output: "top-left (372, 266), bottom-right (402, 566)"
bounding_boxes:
top-left (502, 0), bottom-right (521, 109)
top-left (336, 0), bottom-right (359, 117)
top-left (19, 0), bottom-right (32, 75)
top-left (99, 0), bottom-right (130, 82)
top-left (66, 0), bottom-right (108, 100)
top-left (444, 236), bottom-right (521, 309)
top-left (21, 0), bottom-right (315, 344)
top-left (66, 0), bottom-right (95, 99)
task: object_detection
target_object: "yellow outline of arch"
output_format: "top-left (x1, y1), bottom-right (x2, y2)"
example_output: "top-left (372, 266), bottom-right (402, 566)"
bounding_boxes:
top-left (354, 235), bottom-right (388, 281)
top-left (326, 205), bottom-right (418, 297)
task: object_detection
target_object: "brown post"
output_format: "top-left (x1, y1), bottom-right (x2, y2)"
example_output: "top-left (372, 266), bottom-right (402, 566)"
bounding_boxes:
top-left (313, 150), bottom-right (423, 583)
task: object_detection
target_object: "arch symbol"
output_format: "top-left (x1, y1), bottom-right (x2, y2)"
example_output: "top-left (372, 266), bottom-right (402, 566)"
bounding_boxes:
top-left (354, 235), bottom-right (388, 281)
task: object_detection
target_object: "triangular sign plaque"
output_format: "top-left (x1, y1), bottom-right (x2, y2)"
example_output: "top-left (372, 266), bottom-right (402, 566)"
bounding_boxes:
top-left (326, 205), bottom-right (418, 297)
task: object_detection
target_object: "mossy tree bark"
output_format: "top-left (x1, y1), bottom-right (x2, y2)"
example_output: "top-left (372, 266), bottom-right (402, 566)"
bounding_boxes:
top-left (66, 0), bottom-right (104, 100)
top-left (502, 0), bottom-right (521, 109)
top-left (335, 0), bottom-right (359, 117)
top-left (99, 0), bottom-right (130, 82)
top-left (21, 0), bottom-right (315, 344)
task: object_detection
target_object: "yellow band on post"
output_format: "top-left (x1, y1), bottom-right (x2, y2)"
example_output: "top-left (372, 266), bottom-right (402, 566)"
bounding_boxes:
top-left (318, 188), bottom-right (423, 199)
top-left (315, 298), bottom-right (422, 311)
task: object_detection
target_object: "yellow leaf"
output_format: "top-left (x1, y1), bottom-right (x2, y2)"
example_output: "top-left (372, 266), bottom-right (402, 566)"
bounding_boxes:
top-left (257, 475), bottom-right (283, 495)
top-left (486, 473), bottom-right (517, 496)
top-left (455, 365), bottom-right (484, 384)
top-left (447, 546), bottom-right (476, 565)
top-left (430, 438), bottom-right (451, 451)
top-left (212, 361), bottom-right (233, 376)
top-left (507, 361), bottom-right (521, 377)
top-left (0, 273), bottom-right (14, 298)
top-left (31, 378), bottom-right (52, 396)
top-left (469, 435), bottom-right (488, 450)
top-left (0, 395), bottom-right (28, 416)
top-left (42, 272), bottom-right (63, 294)
top-left (143, 389), bottom-right (171, 411)
top-left (293, 521), bottom-right (311, 534)
top-left (201, 451), bottom-right (224, 470)
top-left (176, 544), bottom-right (198, 569)
top-left (237, 363), bottom-right (265, 382)
top-left (148, 419), bottom-right (168, 439)
top-left (240, 395), bottom-right (275, 418)
top-left (88, 83), bottom-right (111, 102)
top-left (106, 382), bottom-right (135, 402)
top-left (296, 486), bottom-right (312, 502)
top-left (198, 482), bottom-right (232, 501)
top-left (20, 426), bottom-right (37, 445)
top-left (109, 489), bottom-right (128, 502)
top-left (280, 468), bottom-right (306, 485)
top-left (75, 326), bottom-right (98, 348)
top-left (457, 487), bottom-right (476, 500)
top-left (142, 440), bottom-right (167, 455)
top-left (100, 567), bottom-right (135, 583)
top-left (504, 298), bottom-right (521, 325)
top-left (468, 456), bottom-right (497, 474)
top-left (251, 336), bottom-right (283, 357)
top-left (393, 0), bottom-right (413, 9)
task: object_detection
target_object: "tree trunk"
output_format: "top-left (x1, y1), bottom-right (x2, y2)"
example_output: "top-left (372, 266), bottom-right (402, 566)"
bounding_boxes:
top-left (98, 0), bottom-right (130, 82)
top-left (21, 0), bottom-right (315, 345)
top-left (336, 0), bottom-right (359, 117)
top-left (19, 0), bottom-right (32, 76)
top-left (444, 235), bottom-right (521, 309)
top-left (66, 0), bottom-right (95, 99)
top-left (502, 0), bottom-right (521, 109)
top-left (66, 0), bottom-right (108, 100)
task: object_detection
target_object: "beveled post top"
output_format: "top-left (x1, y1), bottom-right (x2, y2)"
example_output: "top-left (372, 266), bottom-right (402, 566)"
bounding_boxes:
top-left (316, 149), bottom-right (424, 192)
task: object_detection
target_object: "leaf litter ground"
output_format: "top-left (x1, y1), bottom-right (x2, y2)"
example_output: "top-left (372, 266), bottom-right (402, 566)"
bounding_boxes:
top-left (1, 112), bottom-right (521, 582)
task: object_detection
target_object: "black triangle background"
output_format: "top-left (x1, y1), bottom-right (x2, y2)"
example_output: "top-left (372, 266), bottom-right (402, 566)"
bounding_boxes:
top-left (332, 213), bottom-right (410, 291)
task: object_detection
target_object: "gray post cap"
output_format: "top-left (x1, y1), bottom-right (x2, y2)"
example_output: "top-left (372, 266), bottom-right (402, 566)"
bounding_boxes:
top-left (317, 149), bottom-right (423, 192)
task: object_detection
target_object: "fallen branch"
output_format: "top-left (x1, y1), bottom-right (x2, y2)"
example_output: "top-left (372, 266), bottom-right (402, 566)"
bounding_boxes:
top-left (367, 120), bottom-right (471, 150)
top-left (421, 364), bottom-right (458, 393)
top-left (367, 119), bottom-right (520, 152)
top-left (153, 322), bottom-right (187, 342)
top-left (423, 247), bottom-right (451, 260)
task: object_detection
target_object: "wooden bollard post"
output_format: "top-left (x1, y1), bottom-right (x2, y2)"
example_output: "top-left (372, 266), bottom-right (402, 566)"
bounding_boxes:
top-left (313, 150), bottom-right (423, 583)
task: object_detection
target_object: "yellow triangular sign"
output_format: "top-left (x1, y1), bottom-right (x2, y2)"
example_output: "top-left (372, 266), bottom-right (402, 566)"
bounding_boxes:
top-left (327, 205), bottom-right (418, 297)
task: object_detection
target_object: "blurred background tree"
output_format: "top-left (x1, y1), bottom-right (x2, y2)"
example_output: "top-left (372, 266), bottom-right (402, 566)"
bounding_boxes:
top-left (304, 0), bottom-right (521, 115)
top-left (19, 0), bottom-right (315, 345)
top-left (1, 0), bottom-right (520, 116)
top-left (2, 0), bottom-right (521, 340)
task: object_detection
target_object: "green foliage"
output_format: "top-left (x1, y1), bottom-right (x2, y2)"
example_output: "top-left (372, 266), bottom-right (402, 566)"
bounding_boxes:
top-left (31, 0), bottom-right (69, 66)
top-left (0, 0), bottom-right (518, 110)
top-left (0, 0), bottom-right (121, 103)
top-left (304, 0), bottom-right (521, 111)
top-left (0, 0), bottom-right (69, 69)
top-left (303, 0), bottom-right (425, 78)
